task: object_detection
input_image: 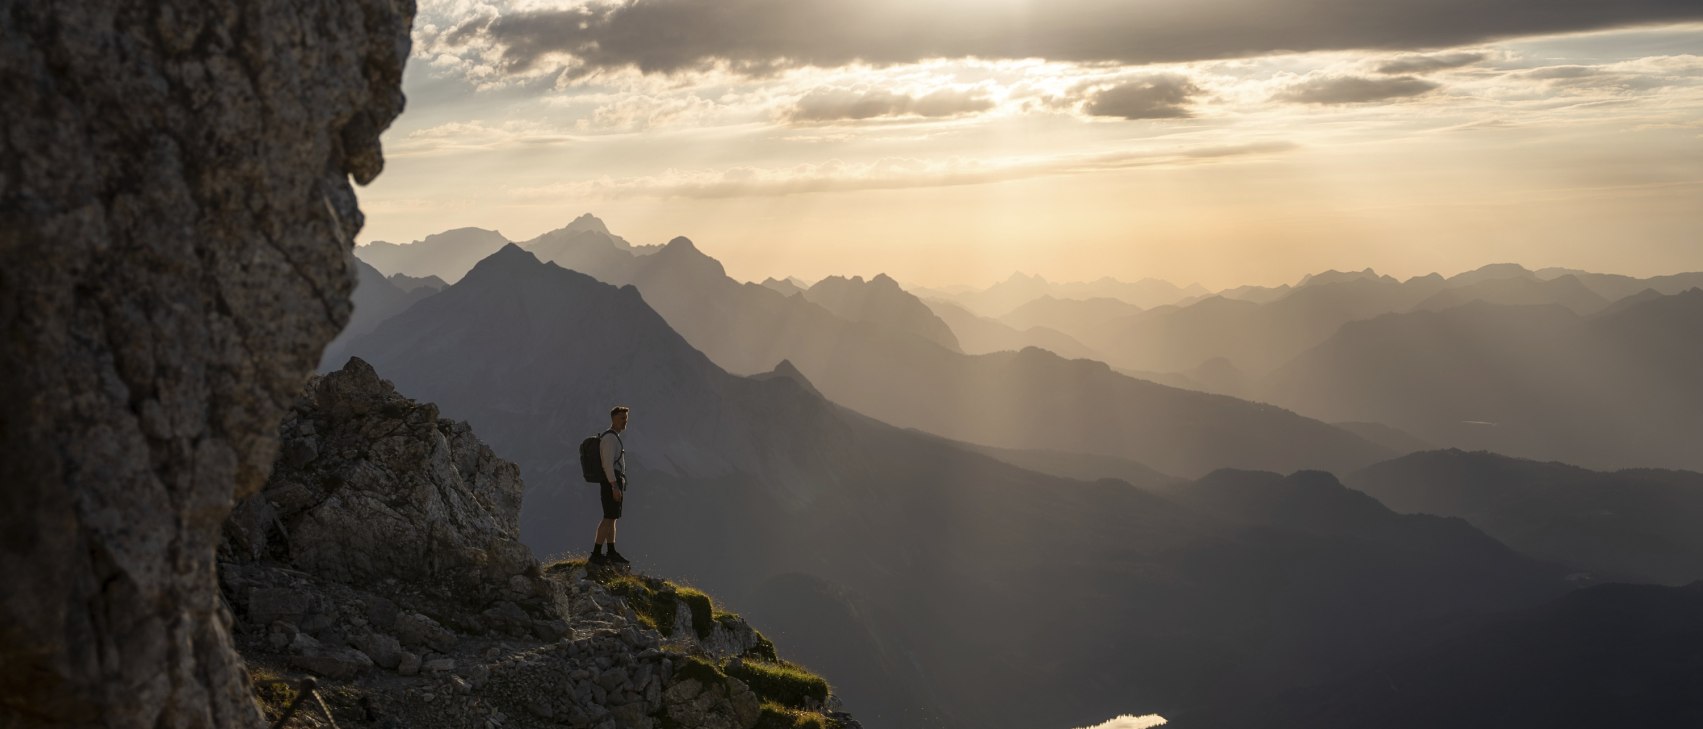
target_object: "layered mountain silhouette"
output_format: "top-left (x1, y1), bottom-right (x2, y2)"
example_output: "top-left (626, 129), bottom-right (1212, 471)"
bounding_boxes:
top-left (515, 221), bottom-right (1388, 476)
top-left (801, 274), bottom-right (960, 350)
top-left (760, 276), bottom-right (808, 296)
top-left (1349, 450), bottom-right (1703, 585)
top-left (1261, 291), bottom-right (1703, 470)
top-left (1081, 274), bottom-right (1450, 374)
top-left (921, 298), bottom-right (1102, 359)
top-left (332, 244), bottom-right (1575, 729)
top-left (1410, 273), bottom-right (1608, 314)
top-left (1080, 263), bottom-right (1686, 376)
top-left (321, 258), bottom-right (440, 365)
top-left (994, 294), bottom-right (1142, 343)
top-left (387, 272), bottom-right (447, 293)
top-left (356, 226), bottom-right (509, 282)
top-left (917, 272), bottom-right (1207, 316)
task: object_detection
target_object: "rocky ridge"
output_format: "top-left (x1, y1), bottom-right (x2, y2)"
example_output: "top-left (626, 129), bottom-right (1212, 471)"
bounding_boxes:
top-left (220, 359), bottom-right (857, 729)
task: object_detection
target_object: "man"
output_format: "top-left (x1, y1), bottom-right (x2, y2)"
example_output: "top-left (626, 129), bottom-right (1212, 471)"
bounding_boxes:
top-left (590, 406), bottom-right (630, 566)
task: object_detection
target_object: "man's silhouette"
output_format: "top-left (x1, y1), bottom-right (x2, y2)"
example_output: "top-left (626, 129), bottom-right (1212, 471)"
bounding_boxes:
top-left (590, 406), bottom-right (630, 565)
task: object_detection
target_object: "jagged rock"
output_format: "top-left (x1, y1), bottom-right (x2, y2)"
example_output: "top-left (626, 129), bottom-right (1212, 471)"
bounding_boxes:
top-left (0, 1), bottom-right (412, 725)
top-left (399, 652), bottom-right (423, 677)
top-left (228, 358), bottom-right (532, 593)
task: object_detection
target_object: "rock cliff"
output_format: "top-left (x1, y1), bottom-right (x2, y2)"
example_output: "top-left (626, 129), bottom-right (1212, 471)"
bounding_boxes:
top-left (0, 2), bottom-right (412, 726)
top-left (220, 359), bottom-right (859, 729)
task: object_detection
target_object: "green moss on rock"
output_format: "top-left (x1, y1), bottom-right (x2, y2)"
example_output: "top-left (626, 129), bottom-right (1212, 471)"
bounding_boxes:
top-left (727, 659), bottom-right (830, 710)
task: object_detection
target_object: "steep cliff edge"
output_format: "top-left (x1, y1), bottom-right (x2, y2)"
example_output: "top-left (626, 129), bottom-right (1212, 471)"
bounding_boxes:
top-left (220, 359), bottom-right (858, 729)
top-left (0, 3), bottom-right (412, 726)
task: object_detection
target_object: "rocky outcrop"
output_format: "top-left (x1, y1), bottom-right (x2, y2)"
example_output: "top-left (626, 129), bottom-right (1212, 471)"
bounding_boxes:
top-left (0, 2), bottom-right (412, 727)
top-left (225, 357), bottom-right (533, 594)
top-left (220, 359), bottom-right (858, 728)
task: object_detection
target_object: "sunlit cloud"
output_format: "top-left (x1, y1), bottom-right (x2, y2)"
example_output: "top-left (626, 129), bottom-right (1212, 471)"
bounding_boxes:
top-left (500, 142), bottom-right (1297, 200)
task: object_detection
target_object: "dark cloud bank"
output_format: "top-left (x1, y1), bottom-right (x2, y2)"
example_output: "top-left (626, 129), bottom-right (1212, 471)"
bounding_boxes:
top-left (460, 0), bottom-right (1703, 76)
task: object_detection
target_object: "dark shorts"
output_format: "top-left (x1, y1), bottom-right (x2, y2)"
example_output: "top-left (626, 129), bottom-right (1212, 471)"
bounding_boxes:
top-left (599, 480), bottom-right (624, 520)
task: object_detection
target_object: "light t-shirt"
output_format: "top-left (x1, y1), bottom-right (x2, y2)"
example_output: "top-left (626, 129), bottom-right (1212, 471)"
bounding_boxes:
top-left (599, 430), bottom-right (625, 487)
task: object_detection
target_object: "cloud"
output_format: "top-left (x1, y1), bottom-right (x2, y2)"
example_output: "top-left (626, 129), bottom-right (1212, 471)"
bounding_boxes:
top-left (787, 87), bottom-right (994, 123)
top-left (1515, 56), bottom-right (1703, 92)
top-left (1376, 51), bottom-right (1488, 74)
top-left (1083, 76), bottom-right (1202, 119)
top-left (454, 0), bottom-right (1703, 78)
top-left (503, 141), bottom-right (1297, 200)
top-left (1522, 65), bottom-right (1600, 80)
top-left (1275, 75), bottom-right (1440, 104)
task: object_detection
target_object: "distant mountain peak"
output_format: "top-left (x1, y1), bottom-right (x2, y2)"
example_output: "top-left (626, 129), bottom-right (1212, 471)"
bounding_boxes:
top-left (1005, 271), bottom-right (1047, 284)
top-left (564, 213), bottom-right (610, 234)
top-left (461, 242), bottom-right (544, 281)
top-left (421, 226), bottom-right (507, 244)
top-left (663, 236), bottom-right (698, 252)
top-left (753, 359), bottom-right (823, 397)
top-left (1451, 262), bottom-right (1534, 284)
top-left (1297, 267), bottom-right (1384, 287)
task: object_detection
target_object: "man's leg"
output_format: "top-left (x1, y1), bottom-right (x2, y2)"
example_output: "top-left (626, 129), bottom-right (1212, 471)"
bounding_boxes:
top-left (591, 518), bottom-right (612, 563)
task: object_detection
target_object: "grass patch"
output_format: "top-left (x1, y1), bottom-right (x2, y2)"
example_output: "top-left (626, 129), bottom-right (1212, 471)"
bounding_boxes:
top-left (603, 573), bottom-right (678, 636)
top-left (743, 628), bottom-right (779, 662)
top-left (673, 586), bottom-right (716, 638)
top-left (249, 666), bottom-right (300, 721)
top-left (550, 558), bottom-right (724, 640)
top-left (726, 659), bottom-right (830, 710)
top-left (754, 702), bottom-right (834, 729)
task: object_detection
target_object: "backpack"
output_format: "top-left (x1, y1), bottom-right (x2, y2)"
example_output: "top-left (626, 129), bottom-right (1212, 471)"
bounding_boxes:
top-left (579, 429), bottom-right (616, 483)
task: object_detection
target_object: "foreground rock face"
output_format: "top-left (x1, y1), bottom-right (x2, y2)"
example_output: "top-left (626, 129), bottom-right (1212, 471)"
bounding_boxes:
top-left (0, 2), bottom-right (413, 726)
top-left (220, 360), bottom-right (858, 728)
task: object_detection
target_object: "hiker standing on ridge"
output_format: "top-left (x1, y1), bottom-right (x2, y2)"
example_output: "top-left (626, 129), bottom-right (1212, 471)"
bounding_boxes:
top-left (590, 406), bottom-right (631, 566)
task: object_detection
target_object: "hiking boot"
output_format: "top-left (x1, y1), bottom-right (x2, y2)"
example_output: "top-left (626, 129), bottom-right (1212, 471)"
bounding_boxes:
top-left (606, 547), bottom-right (631, 566)
top-left (588, 551), bottom-right (609, 566)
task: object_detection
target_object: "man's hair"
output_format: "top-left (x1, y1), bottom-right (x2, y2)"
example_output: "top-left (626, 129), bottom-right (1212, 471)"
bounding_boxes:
top-left (610, 406), bottom-right (630, 418)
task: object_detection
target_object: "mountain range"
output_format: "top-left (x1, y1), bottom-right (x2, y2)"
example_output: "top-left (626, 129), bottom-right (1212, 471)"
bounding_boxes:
top-left (332, 244), bottom-right (1582, 729)
top-left (1261, 291), bottom-right (1703, 471)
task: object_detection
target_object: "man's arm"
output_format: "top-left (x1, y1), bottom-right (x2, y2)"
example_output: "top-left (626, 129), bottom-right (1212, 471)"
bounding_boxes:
top-left (600, 433), bottom-right (619, 485)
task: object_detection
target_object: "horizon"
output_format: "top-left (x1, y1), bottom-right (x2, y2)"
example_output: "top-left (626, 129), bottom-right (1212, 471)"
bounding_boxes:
top-left (354, 213), bottom-right (1703, 291)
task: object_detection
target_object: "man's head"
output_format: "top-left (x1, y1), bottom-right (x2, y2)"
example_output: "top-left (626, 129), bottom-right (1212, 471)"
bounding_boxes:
top-left (610, 405), bottom-right (630, 432)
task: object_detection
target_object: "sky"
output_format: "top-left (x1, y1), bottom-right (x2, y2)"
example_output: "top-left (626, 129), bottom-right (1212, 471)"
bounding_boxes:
top-left (357, 0), bottom-right (1703, 290)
